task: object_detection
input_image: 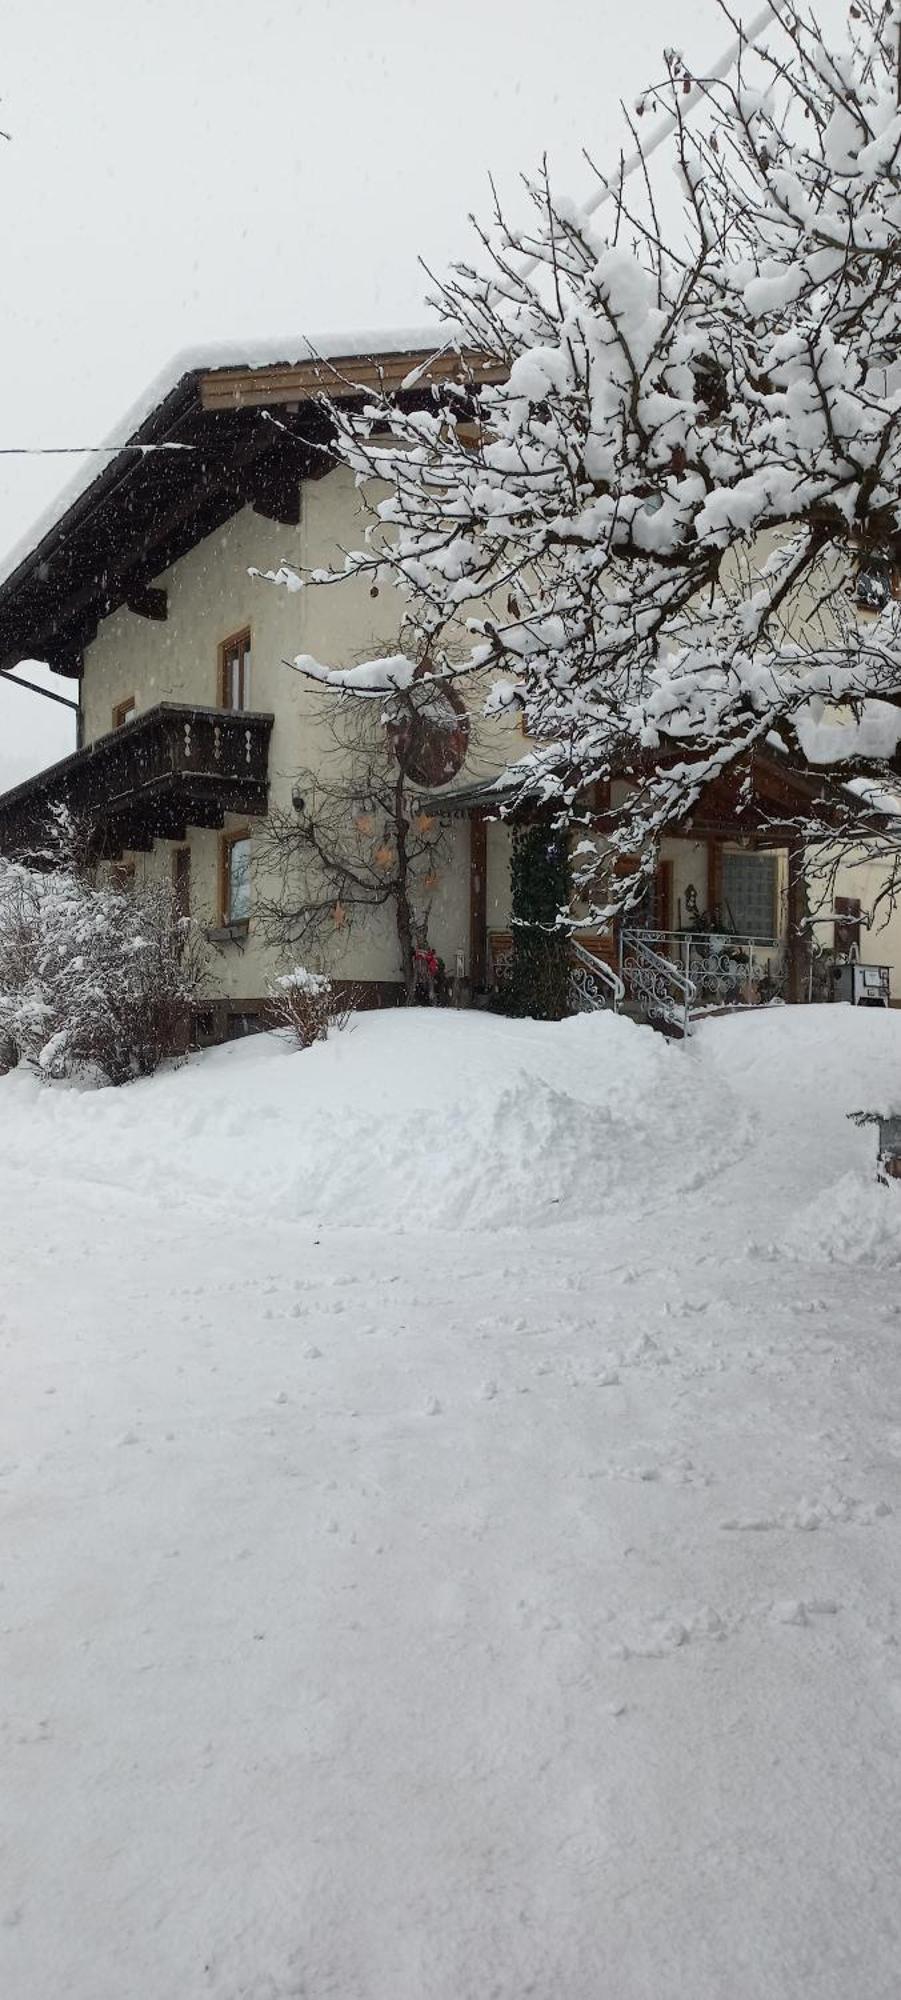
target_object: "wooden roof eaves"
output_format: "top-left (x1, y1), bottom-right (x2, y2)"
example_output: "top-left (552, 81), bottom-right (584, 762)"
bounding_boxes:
top-left (197, 347), bottom-right (505, 412)
top-left (0, 370), bottom-right (202, 611)
top-left (0, 345), bottom-right (499, 673)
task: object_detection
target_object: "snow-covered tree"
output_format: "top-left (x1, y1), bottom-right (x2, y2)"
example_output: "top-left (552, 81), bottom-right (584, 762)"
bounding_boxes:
top-left (277, 0), bottom-right (901, 918)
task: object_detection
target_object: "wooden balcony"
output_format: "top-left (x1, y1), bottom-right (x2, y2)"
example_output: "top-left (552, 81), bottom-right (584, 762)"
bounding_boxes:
top-left (0, 703), bottom-right (274, 862)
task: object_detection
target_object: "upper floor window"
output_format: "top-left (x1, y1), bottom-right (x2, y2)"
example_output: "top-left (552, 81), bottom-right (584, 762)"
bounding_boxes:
top-left (218, 629), bottom-right (252, 711)
top-left (112, 695), bottom-right (136, 730)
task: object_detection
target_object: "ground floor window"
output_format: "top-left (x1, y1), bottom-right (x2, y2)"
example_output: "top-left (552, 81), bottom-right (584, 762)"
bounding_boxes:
top-left (172, 845), bottom-right (191, 919)
top-left (834, 894), bottom-right (862, 957)
top-left (220, 829), bottom-right (251, 927)
top-left (721, 851), bottom-right (777, 938)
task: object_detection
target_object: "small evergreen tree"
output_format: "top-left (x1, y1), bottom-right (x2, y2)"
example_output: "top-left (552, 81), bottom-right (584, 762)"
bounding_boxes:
top-left (504, 824), bottom-right (571, 1020)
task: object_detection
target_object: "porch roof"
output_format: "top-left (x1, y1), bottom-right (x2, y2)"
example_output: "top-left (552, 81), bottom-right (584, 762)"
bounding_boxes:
top-left (423, 743), bottom-right (831, 841)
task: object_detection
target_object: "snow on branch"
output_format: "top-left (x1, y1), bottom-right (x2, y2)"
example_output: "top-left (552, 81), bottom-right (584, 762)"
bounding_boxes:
top-left (289, 653), bottom-right (418, 697)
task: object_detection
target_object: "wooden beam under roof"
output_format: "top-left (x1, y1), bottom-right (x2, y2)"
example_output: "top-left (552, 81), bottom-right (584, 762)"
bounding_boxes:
top-left (125, 585), bottom-right (168, 622)
top-left (198, 347), bottom-right (504, 412)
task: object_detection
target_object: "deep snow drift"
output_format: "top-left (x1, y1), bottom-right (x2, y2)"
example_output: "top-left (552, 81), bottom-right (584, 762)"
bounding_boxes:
top-left (3, 1006), bottom-right (901, 1999)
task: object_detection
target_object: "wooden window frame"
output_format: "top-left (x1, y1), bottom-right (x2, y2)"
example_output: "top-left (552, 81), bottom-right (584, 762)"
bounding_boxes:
top-left (834, 894), bottom-right (862, 958)
top-left (172, 844), bottom-right (191, 920)
top-left (653, 858), bottom-right (673, 933)
top-left (218, 826), bottom-right (251, 930)
top-left (112, 695), bottom-right (136, 731)
top-left (217, 628), bottom-right (252, 711)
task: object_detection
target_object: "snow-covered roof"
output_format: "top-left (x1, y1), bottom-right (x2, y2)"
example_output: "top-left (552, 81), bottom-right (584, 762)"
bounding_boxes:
top-left (0, 325), bottom-right (446, 595)
top-left (0, 326), bottom-right (478, 679)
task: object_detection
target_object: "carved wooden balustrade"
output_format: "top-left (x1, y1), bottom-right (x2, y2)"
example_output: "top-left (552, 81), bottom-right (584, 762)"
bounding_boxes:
top-left (0, 703), bottom-right (273, 862)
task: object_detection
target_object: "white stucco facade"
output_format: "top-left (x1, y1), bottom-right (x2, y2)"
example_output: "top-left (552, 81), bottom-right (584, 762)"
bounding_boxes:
top-left (77, 466), bottom-right (511, 1005)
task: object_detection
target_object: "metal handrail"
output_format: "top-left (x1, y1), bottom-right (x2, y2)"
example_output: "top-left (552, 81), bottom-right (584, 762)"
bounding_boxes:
top-left (624, 927), bottom-right (778, 952)
top-left (620, 929), bottom-right (698, 1037)
top-left (570, 937), bottom-right (625, 1008)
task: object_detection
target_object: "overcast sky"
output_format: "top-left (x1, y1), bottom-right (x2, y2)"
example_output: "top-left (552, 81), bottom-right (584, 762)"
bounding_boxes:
top-left (0, 0), bottom-right (843, 787)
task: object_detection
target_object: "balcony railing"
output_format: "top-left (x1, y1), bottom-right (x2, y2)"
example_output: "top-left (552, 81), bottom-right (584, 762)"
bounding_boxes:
top-left (0, 702), bottom-right (274, 861)
top-left (622, 928), bottom-right (786, 1035)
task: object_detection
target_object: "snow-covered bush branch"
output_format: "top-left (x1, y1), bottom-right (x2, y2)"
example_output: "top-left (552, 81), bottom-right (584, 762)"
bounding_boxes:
top-left (0, 854), bottom-right (207, 1085)
top-left (265, 967), bottom-right (356, 1048)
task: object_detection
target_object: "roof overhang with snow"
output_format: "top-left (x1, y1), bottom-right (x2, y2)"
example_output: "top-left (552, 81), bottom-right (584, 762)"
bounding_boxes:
top-left (0, 336), bottom-right (502, 682)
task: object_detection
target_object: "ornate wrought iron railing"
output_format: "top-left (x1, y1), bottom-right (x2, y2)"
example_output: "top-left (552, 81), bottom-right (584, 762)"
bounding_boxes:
top-left (569, 937), bottom-right (625, 1014)
top-left (621, 930), bottom-right (697, 1034)
top-left (621, 928), bottom-right (786, 1035)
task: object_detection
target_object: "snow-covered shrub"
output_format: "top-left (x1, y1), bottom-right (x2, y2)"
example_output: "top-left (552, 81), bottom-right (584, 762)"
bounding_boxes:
top-left (0, 865), bottom-right (52, 1069)
top-left (0, 860), bottom-right (207, 1086)
top-left (266, 966), bottom-right (355, 1049)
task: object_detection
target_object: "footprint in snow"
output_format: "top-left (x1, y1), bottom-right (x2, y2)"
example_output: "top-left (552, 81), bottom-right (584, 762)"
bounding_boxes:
top-left (721, 1493), bottom-right (892, 1532)
top-left (612, 1604), bottom-right (727, 1659)
top-left (771, 1598), bottom-right (839, 1626)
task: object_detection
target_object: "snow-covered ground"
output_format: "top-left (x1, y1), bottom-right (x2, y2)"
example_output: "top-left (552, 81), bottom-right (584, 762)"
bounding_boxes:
top-left (3, 1006), bottom-right (901, 2000)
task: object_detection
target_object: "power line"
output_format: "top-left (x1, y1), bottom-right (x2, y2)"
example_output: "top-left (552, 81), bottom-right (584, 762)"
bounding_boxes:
top-left (0, 441), bottom-right (195, 458)
top-left (581, 1), bottom-right (787, 221)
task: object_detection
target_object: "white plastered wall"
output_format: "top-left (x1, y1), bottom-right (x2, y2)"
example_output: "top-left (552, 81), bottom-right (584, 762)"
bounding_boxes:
top-left (80, 466), bottom-right (513, 997)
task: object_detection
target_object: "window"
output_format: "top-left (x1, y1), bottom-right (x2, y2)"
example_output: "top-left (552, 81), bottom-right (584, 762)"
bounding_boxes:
top-left (218, 629), bottom-right (252, 711)
top-left (721, 852), bottom-right (777, 939)
top-left (112, 695), bottom-right (136, 730)
top-left (220, 830), bottom-right (251, 927)
top-left (110, 857), bottom-right (136, 892)
top-left (834, 895), bottom-right (862, 958)
top-left (172, 845), bottom-right (191, 919)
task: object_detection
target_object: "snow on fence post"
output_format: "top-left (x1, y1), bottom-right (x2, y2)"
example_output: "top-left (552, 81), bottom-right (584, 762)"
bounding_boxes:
top-left (877, 1117), bottom-right (901, 1186)
top-left (848, 1110), bottom-right (901, 1186)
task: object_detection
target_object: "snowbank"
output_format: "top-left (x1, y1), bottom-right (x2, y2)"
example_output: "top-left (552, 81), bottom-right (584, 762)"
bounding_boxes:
top-left (3, 1003), bottom-right (900, 1238)
top-left (0, 1008), bottom-right (750, 1233)
top-left (785, 1169), bottom-right (901, 1268)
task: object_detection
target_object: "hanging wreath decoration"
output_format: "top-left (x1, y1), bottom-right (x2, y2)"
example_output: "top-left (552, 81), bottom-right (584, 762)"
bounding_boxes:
top-left (385, 667), bottom-right (469, 789)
